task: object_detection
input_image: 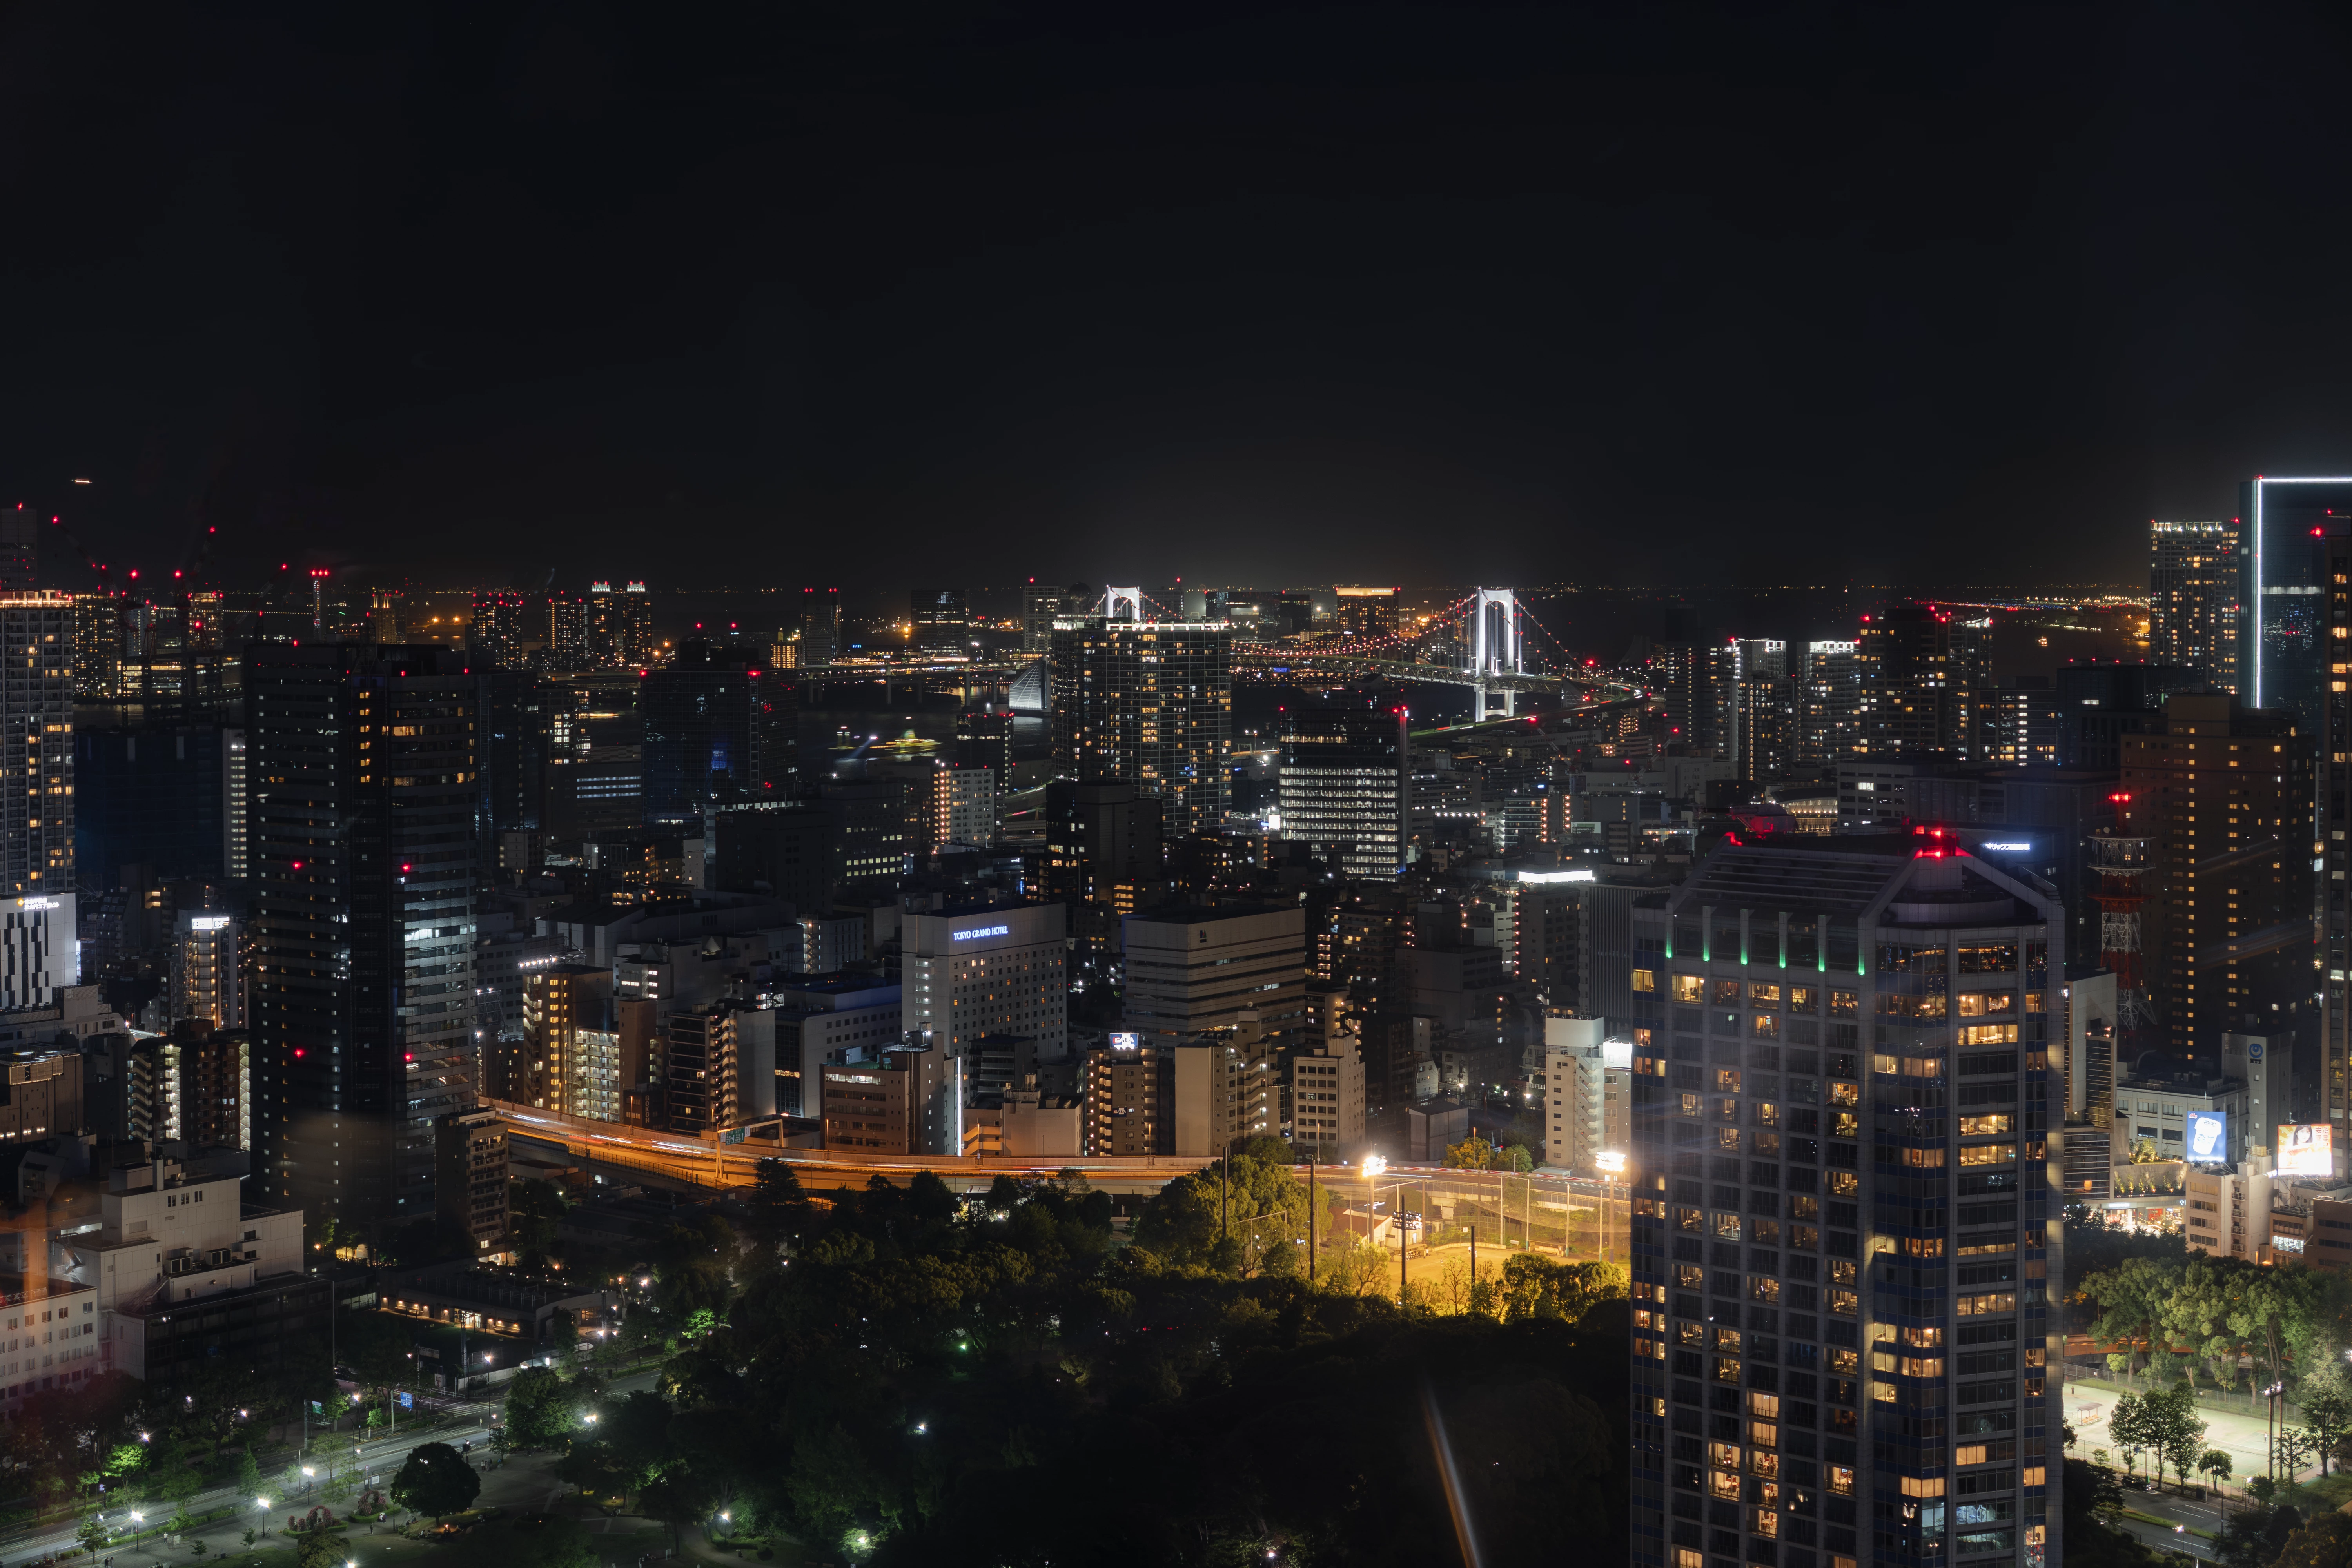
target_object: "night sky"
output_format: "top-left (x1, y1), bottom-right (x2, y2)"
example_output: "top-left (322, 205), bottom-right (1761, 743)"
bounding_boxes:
top-left (10, 2), bottom-right (2352, 592)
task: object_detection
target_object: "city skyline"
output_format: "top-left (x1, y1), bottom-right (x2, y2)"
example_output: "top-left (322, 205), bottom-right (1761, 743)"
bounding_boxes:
top-left (23, 10), bottom-right (2352, 1568)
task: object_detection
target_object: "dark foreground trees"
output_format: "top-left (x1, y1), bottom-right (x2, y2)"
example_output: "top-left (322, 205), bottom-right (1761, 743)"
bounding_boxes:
top-left (599, 1161), bottom-right (1629, 1567)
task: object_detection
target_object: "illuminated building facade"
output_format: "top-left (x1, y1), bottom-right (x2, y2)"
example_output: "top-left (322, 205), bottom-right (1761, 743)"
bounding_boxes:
top-left (1049, 618), bottom-right (1234, 838)
top-left (2115, 691), bottom-right (2311, 1070)
top-left (0, 593), bottom-right (76, 1010)
top-left (468, 591), bottom-right (530, 670)
top-left (589, 581), bottom-right (654, 667)
top-left (911, 587), bottom-right (970, 651)
top-left (170, 909), bottom-right (243, 1028)
top-left (2317, 519), bottom-right (2352, 1175)
top-left (1277, 708), bottom-right (1408, 878)
top-left (640, 641), bottom-right (797, 819)
top-left (2148, 520), bottom-right (2240, 691)
top-left (900, 901), bottom-right (1067, 1055)
top-left (244, 643), bottom-right (480, 1241)
top-left (1333, 585), bottom-right (1400, 640)
top-left (2240, 477), bottom-right (2352, 735)
top-left (1855, 601), bottom-right (1990, 759)
top-left (1794, 641), bottom-right (1860, 765)
top-left (1629, 835), bottom-right (2062, 1568)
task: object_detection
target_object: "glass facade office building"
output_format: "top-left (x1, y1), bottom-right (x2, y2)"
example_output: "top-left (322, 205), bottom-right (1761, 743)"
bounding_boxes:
top-left (2241, 477), bottom-right (2352, 735)
top-left (1629, 837), bottom-right (2062, 1568)
top-left (1276, 709), bottom-right (1408, 879)
top-left (244, 644), bottom-right (482, 1240)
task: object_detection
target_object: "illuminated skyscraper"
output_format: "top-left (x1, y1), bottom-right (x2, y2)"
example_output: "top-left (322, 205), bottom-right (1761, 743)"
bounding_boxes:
top-left (1794, 640), bottom-right (1860, 764)
top-left (1855, 601), bottom-right (1991, 759)
top-left (1278, 709), bottom-right (1409, 877)
top-left (469, 590), bottom-right (530, 669)
top-left (1720, 639), bottom-right (1791, 782)
top-left (546, 594), bottom-right (590, 671)
top-left (801, 587), bottom-right (843, 664)
top-left (2240, 476), bottom-right (2352, 735)
top-left (2148, 520), bottom-right (2240, 691)
top-left (589, 581), bottom-right (654, 667)
top-left (0, 592), bottom-right (76, 1011)
top-left (244, 643), bottom-right (481, 1240)
top-left (911, 587), bottom-right (969, 651)
top-left (1333, 585), bottom-right (1400, 640)
top-left (2116, 691), bottom-right (2311, 1066)
top-left (1050, 617), bottom-right (1234, 838)
top-left (2317, 520), bottom-right (2352, 1172)
top-left (1629, 835), bottom-right (2063, 1568)
top-left (70, 593), bottom-right (120, 698)
top-left (641, 642), bottom-right (796, 819)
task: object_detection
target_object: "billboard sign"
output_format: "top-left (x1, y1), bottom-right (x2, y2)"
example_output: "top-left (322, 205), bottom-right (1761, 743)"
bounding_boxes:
top-left (2185, 1110), bottom-right (2227, 1163)
top-left (2279, 1123), bottom-right (2336, 1176)
top-left (1109, 1032), bottom-right (1141, 1051)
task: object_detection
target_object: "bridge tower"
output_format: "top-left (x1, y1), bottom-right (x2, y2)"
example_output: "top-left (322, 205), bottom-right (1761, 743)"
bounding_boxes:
top-left (1467, 588), bottom-right (1523, 719)
top-left (1103, 586), bottom-right (1144, 622)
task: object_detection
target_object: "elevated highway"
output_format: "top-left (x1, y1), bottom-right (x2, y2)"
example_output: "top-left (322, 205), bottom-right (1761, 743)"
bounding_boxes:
top-left (485, 1102), bottom-right (1635, 1247)
top-left (489, 1100), bottom-right (1217, 1196)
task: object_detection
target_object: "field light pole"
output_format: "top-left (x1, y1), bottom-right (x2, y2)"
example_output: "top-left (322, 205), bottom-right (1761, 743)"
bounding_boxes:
top-left (2267, 1381), bottom-right (2287, 1481)
top-left (1307, 1155), bottom-right (1317, 1285)
top-left (1361, 1156), bottom-right (1395, 1301)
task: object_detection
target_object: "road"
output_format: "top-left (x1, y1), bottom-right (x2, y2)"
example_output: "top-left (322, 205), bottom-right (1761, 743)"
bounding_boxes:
top-left (4, 1367), bottom-right (661, 1566)
top-left (493, 1103), bottom-right (1221, 1194)
top-left (496, 1105), bottom-right (1639, 1208)
top-left (2105, 1481), bottom-right (2233, 1561)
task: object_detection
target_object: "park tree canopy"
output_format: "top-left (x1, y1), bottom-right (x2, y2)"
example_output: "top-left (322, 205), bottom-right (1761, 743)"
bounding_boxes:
top-left (390, 1441), bottom-right (480, 1522)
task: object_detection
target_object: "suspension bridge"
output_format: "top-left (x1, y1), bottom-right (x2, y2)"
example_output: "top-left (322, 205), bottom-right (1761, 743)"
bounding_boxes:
top-left (787, 587), bottom-right (1647, 717)
top-left (1214, 586), bottom-right (1644, 717)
